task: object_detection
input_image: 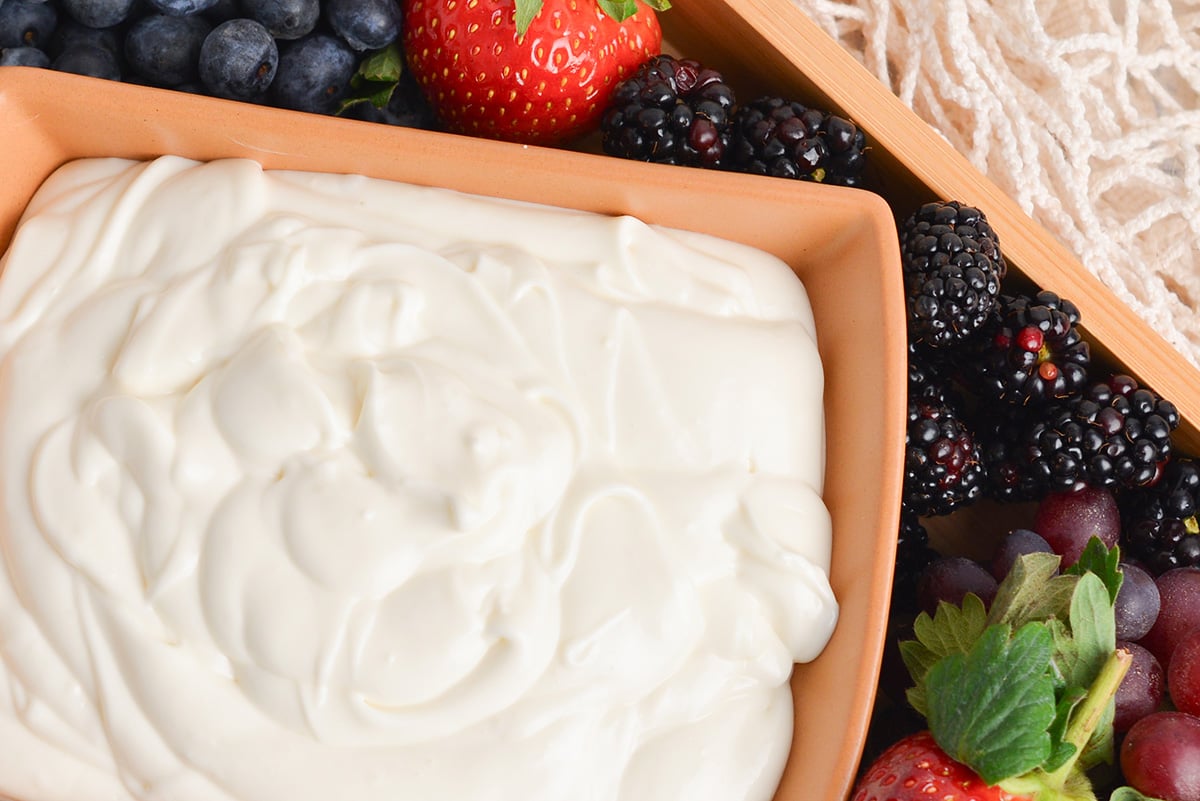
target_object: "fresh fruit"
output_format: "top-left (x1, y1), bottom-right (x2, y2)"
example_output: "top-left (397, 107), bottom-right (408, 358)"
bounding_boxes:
top-left (989, 528), bottom-right (1056, 582)
top-left (903, 393), bottom-right (984, 516)
top-left (1033, 486), bottom-right (1120, 566)
top-left (403, 0), bottom-right (664, 145)
top-left (599, 53), bottom-right (735, 167)
top-left (1113, 640), bottom-right (1164, 733)
top-left (1139, 567), bottom-right (1200, 668)
top-left (271, 32), bottom-right (358, 113)
top-left (972, 291), bottom-right (1090, 407)
top-left (241, 0), bottom-right (320, 40)
top-left (916, 555), bottom-right (998, 615)
top-left (893, 514), bottom-right (938, 613)
top-left (863, 543), bottom-right (1131, 801)
top-left (899, 200), bottom-right (1007, 350)
top-left (1123, 456), bottom-right (1200, 575)
top-left (1167, 626), bottom-right (1200, 717)
top-left (851, 730), bottom-right (1031, 801)
top-left (325, 0), bottom-right (399, 50)
top-left (124, 14), bottom-right (211, 87)
top-left (199, 18), bottom-right (279, 100)
top-left (1023, 374), bottom-right (1179, 494)
top-left (1114, 561), bottom-right (1160, 641)
top-left (0, 0), bottom-right (58, 49)
top-left (725, 96), bottom-right (867, 185)
top-left (1119, 711), bottom-right (1200, 801)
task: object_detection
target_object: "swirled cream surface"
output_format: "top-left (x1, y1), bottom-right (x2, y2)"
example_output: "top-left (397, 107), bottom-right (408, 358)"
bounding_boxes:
top-left (0, 156), bottom-right (836, 801)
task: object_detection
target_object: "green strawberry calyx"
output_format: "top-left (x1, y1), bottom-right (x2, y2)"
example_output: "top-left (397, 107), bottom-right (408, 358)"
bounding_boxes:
top-left (513, 0), bottom-right (670, 35)
top-left (338, 44), bottom-right (405, 114)
top-left (899, 537), bottom-right (1132, 801)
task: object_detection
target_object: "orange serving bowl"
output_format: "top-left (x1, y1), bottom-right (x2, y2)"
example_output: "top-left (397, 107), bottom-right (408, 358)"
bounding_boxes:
top-left (0, 65), bottom-right (906, 801)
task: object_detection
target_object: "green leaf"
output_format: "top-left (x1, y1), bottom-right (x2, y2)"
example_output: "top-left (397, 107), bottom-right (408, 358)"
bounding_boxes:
top-left (1043, 688), bottom-right (1084, 774)
top-left (926, 622), bottom-right (1058, 785)
top-left (899, 594), bottom-right (989, 716)
top-left (1110, 787), bottom-right (1167, 801)
top-left (640, 0), bottom-right (671, 10)
top-left (358, 43), bottom-right (404, 83)
top-left (596, 0), bottom-right (639, 20)
top-left (337, 44), bottom-right (404, 114)
top-left (1065, 537), bottom-right (1123, 605)
top-left (988, 552), bottom-right (1077, 629)
top-left (514, 0), bottom-right (543, 34)
top-left (1068, 573), bottom-right (1117, 685)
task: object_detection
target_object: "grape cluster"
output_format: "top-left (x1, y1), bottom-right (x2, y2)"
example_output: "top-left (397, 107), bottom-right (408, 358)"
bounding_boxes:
top-left (0, 0), bottom-right (436, 125)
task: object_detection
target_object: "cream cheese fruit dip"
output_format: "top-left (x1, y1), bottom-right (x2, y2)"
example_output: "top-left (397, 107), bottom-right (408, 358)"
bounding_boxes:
top-left (0, 156), bottom-right (837, 801)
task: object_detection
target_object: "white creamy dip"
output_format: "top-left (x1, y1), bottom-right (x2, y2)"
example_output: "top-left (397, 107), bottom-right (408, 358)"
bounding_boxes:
top-left (0, 156), bottom-right (837, 801)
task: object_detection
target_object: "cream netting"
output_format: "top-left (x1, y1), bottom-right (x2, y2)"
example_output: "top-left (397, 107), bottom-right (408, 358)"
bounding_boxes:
top-left (791, 0), bottom-right (1200, 370)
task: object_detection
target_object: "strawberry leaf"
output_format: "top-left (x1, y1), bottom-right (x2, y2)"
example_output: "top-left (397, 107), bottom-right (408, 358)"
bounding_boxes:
top-left (514, 0), bottom-right (543, 34)
top-left (899, 593), bottom-right (988, 716)
top-left (1065, 537), bottom-right (1123, 604)
top-left (988, 552), bottom-right (1077, 629)
top-left (926, 622), bottom-right (1057, 785)
top-left (1110, 788), bottom-right (1166, 801)
top-left (596, 0), bottom-right (639, 21)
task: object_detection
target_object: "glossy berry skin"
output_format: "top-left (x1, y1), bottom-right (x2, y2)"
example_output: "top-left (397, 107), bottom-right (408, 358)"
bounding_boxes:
top-left (851, 731), bottom-right (1030, 801)
top-left (403, 0), bottom-right (662, 145)
top-left (1120, 711), bottom-right (1200, 801)
top-left (199, 18), bottom-right (278, 101)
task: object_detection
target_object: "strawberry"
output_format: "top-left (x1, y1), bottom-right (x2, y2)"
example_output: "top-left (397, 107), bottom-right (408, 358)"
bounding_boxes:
top-left (401, 0), bottom-right (664, 145)
top-left (853, 731), bottom-right (1031, 801)
top-left (855, 541), bottom-right (1139, 801)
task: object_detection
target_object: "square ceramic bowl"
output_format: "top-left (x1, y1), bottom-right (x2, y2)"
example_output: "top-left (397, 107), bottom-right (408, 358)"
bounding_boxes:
top-left (0, 65), bottom-right (906, 801)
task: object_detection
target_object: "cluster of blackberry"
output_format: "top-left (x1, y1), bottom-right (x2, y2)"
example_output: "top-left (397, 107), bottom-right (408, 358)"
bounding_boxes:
top-left (598, 54), bottom-right (868, 187)
top-left (898, 199), bottom-right (1195, 576)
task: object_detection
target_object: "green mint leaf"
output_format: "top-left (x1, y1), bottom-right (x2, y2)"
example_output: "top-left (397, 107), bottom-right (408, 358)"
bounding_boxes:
top-left (596, 0), bottom-right (639, 21)
top-left (988, 552), bottom-right (1077, 629)
top-left (926, 622), bottom-right (1057, 785)
top-left (899, 594), bottom-right (989, 716)
top-left (1065, 537), bottom-right (1123, 605)
top-left (358, 43), bottom-right (403, 83)
top-left (514, 0), bottom-right (543, 34)
top-left (337, 45), bottom-right (404, 114)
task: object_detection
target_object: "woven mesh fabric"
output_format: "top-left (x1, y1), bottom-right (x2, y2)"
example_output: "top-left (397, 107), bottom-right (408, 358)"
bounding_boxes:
top-left (791, 0), bottom-right (1200, 369)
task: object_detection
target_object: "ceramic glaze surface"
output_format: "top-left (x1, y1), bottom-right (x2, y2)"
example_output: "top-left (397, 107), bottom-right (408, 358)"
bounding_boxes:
top-left (0, 156), bottom-right (836, 801)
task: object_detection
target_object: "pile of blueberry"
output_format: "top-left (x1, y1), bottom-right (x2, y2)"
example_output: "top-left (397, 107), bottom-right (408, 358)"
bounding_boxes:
top-left (0, 0), bottom-right (434, 122)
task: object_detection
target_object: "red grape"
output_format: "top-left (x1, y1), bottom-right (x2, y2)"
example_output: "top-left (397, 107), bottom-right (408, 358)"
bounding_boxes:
top-left (1033, 486), bottom-right (1119, 566)
top-left (1116, 561), bottom-right (1161, 642)
top-left (1114, 640), bottom-right (1164, 733)
top-left (1120, 711), bottom-right (1200, 801)
top-left (1169, 627), bottom-right (1200, 717)
top-left (1140, 567), bottom-right (1200, 668)
top-left (916, 556), bottom-right (998, 616)
top-left (989, 528), bottom-right (1055, 581)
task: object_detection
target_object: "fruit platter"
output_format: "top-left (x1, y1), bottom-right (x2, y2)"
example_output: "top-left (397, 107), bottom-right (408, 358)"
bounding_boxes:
top-left (2, 0), bottom-right (1200, 800)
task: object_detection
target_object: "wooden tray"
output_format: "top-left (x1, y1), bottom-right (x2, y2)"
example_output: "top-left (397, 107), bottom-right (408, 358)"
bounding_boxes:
top-left (659, 0), bottom-right (1200, 455)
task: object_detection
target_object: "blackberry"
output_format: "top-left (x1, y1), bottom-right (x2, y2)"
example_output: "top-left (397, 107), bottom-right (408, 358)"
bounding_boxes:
top-left (973, 403), bottom-right (1044, 502)
top-left (904, 393), bottom-right (985, 516)
top-left (1122, 457), bottom-right (1200, 575)
top-left (973, 291), bottom-right (1090, 406)
top-left (1023, 374), bottom-right (1180, 494)
top-left (893, 513), bottom-right (939, 612)
top-left (599, 54), bottom-right (736, 168)
top-left (726, 96), bottom-right (868, 186)
top-left (900, 201), bottom-right (1008, 349)
top-left (907, 341), bottom-right (950, 401)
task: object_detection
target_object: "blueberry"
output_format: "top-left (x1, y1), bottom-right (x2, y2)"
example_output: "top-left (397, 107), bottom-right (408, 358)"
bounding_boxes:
top-left (271, 33), bottom-right (357, 114)
top-left (125, 13), bottom-right (211, 86)
top-left (324, 0), bottom-right (399, 51)
top-left (52, 43), bottom-right (121, 80)
top-left (1, 45), bottom-right (50, 66)
top-left (242, 0), bottom-right (319, 39)
top-left (146, 0), bottom-right (220, 16)
top-left (201, 0), bottom-right (241, 24)
top-left (0, 0), bottom-right (57, 49)
top-left (58, 0), bottom-right (136, 28)
top-left (199, 18), bottom-right (277, 100)
top-left (47, 18), bottom-right (121, 59)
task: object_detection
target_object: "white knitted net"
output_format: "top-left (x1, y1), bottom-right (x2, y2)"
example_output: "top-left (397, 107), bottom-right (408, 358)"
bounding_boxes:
top-left (791, 0), bottom-right (1200, 369)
